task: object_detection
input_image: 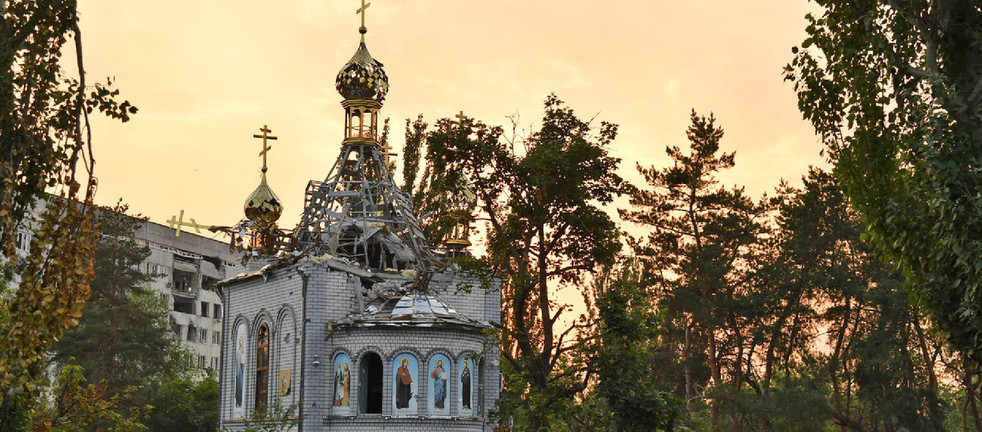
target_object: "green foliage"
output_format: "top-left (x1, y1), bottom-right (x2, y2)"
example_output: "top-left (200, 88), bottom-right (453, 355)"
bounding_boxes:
top-left (585, 262), bottom-right (683, 431)
top-left (143, 374), bottom-right (219, 432)
top-left (30, 364), bottom-right (147, 432)
top-left (0, 196), bottom-right (100, 430)
top-left (423, 95), bottom-right (624, 430)
top-left (0, 1), bottom-right (135, 427)
top-left (743, 169), bottom-right (948, 430)
top-left (785, 0), bottom-right (982, 364)
top-left (223, 399), bottom-right (301, 432)
top-left (0, 0), bottom-right (135, 252)
top-left (49, 204), bottom-right (191, 430)
top-left (620, 110), bottom-right (766, 423)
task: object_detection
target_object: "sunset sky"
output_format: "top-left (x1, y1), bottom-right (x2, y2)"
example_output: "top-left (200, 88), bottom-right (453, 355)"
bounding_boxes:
top-left (77, 0), bottom-right (827, 236)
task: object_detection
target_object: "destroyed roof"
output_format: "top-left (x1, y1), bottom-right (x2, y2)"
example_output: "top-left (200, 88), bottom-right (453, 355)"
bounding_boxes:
top-left (348, 292), bottom-right (485, 329)
top-left (292, 145), bottom-right (435, 271)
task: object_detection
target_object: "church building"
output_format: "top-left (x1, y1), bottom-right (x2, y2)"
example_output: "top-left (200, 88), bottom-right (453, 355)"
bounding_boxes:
top-left (217, 5), bottom-right (501, 431)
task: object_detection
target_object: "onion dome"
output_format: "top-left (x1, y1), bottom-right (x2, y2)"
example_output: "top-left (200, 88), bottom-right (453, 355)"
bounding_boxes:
top-left (244, 173), bottom-right (283, 226)
top-left (335, 39), bottom-right (389, 102)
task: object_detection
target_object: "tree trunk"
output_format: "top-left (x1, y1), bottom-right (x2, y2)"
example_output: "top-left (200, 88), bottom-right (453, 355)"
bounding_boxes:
top-left (683, 318), bottom-right (694, 408)
top-left (965, 367), bottom-right (982, 432)
top-left (912, 310), bottom-right (943, 431)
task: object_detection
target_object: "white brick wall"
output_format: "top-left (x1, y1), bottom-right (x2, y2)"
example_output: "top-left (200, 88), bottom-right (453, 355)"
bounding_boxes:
top-left (219, 257), bottom-right (501, 431)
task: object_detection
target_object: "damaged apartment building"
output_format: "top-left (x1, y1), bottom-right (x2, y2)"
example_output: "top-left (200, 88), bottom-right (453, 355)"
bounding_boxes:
top-left (7, 200), bottom-right (241, 375)
top-left (135, 220), bottom-right (241, 373)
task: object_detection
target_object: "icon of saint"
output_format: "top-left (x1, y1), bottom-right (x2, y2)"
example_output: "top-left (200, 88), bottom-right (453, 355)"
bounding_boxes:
top-left (461, 361), bottom-right (471, 410)
top-left (430, 358), bottom-right (447, 409)
top-left (396, 357), bottom-right (413, 409)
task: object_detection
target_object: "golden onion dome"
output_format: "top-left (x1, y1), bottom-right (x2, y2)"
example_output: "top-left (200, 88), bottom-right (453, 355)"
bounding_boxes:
top-left (243, 173), bottom-right (283, 226)
top-left (335, 38), bottom-right (389, 102)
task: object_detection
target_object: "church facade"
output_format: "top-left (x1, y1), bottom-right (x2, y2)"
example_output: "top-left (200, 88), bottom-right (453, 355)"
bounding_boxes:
top-left (217, 6), bottom-right (500, 431)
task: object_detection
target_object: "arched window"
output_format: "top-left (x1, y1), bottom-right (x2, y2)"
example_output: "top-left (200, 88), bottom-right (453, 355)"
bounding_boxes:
top-left (255, 323), bottom-right (270, 414)
top-left (359, 352), bottom-right (383, 414)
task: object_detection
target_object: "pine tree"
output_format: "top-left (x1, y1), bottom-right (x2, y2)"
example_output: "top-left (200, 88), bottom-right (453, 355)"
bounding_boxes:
top-left (52, 204), bottom-right (186, 418)
top-left (620, 110), bottom-right (766, 423)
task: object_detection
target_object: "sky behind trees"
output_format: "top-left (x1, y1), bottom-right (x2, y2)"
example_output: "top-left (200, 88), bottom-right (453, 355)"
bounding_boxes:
top-left (78, 0), bottom-right (826, 233)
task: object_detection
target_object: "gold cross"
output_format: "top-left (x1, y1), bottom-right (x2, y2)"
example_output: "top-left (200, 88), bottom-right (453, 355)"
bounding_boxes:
top-left (253, 125), bottom-right (277, 173)
top-left (379, 140), bottom-right (398, 170)
top-left (357, 0), bottom-right (371, 30)
top-left (455, 110), bottom-right (467, 124)
top-left (166, 209), bottom-right (216, 237)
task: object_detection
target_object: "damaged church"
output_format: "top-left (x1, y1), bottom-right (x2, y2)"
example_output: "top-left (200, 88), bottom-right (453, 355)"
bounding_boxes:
top-left (217, 3), bottom-right (501, 431)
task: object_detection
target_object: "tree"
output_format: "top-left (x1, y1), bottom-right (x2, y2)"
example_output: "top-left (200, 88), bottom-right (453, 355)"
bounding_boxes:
top-left (620, 110), bottom-right (766, 424)
top-left (143, 375), bottom-right (219, 432)
top-left (0, 195), bottom-right (100, 430)
top-left (424, 95), bottom-right (624, 430)
top-left (51, 205), bottom-right (189, 427)
top-left (0, 1), bottom-right (134, 426)
top-left (763, 169), bottom-right (947, 431)
top-left (29, 364), bottom-right (146, 432)
top-left (785, 0), bottom-right (982, 364)
top-left (585, 261), bottom-right (682, 431)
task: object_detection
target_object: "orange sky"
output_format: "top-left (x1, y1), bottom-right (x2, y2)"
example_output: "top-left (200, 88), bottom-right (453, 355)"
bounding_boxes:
top-left (77, 0), bottom-right (826, 236)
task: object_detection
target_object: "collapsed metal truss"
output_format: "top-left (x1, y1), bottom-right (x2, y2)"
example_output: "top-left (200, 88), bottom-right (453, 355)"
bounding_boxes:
top-left (293, 143), bottom-right (435, 271)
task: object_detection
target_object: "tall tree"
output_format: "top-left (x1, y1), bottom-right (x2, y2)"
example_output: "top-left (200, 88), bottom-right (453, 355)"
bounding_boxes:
top-left (425, 95), bottom-right (624, 430)
top-left (585, 261), bottom-right (682, 431)
top-left (620, 110), bottom-right (765, 424)
top-left (52, 205), bottom-right (187, 426)
top-left (0, 1), bottom-right (134, 427)
top-left (785, 0), bottom-right (982, 364)
top-left (761, 169), bottom-right (947, 431)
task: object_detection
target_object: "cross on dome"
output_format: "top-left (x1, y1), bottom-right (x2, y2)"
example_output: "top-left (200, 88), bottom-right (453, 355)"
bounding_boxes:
top-left (253, 125), bottom-right (277, 173)
top-left (357, 0), bottom-right (371, 35)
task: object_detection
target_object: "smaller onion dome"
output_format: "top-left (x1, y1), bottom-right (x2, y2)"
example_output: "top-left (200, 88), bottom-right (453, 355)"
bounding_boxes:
top-left (244, 173), bottom-right (283, 226)
top-left (335, 40), bottom-right (389, 102)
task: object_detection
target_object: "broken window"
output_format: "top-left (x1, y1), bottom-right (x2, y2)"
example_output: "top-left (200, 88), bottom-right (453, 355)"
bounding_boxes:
top-left (173, 298), bottom-right (194, 315)
top-left (172, 269), bottom-right (195, 293)
top-left (202, 275), bottom-right (219, 291)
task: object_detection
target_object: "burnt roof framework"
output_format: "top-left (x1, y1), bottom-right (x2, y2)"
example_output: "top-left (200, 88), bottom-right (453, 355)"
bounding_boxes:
top-left (293, 142), bottom-right (435, 271)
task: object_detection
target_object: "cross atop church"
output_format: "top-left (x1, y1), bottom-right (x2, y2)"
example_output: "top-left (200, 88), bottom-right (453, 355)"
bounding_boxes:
top-left (253, 125), bottom-right (277, 173)
top-left (357, 0), bottom-right (371, 34)
top-left (455, 110), bottom-right (467, 124)
top-left (379, 140), bottom-right (397, 171)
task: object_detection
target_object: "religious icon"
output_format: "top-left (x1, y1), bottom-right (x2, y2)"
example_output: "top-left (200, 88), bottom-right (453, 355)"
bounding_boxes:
top-left (279, 369), bottom-right (292, 396)
top-left (461, 360), bottom-right (472, 410)
top-left (396, 357), bottom-right (413, 409)
top-left (232, 322), bottom-right (247, 418)
top-left (430, 358), bottom-right (448, 409)
top-left (235, 327), bottom-right (245, 407)
top-left (343, 363), bottom-right (351, 405)
top-left (333, 354), bottom-right (352, 409)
